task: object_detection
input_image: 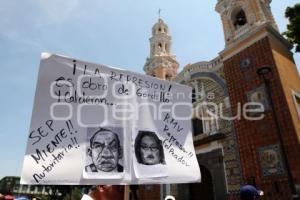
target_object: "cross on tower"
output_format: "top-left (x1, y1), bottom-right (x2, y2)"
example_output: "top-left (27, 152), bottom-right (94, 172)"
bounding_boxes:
top-left (158, 8), bottom-right (161, 18)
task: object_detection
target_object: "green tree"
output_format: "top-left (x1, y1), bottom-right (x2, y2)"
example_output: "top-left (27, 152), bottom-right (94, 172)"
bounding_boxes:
top-left (46, 185), bottom-right (71, 200)
top-left (63, 187), bottom-right (82, 200)
top-left (284, 3), bottom-right (300, 52)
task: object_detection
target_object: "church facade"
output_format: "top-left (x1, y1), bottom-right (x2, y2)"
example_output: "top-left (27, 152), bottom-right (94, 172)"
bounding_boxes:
top-left (140, 0), bottom-right (300, 199)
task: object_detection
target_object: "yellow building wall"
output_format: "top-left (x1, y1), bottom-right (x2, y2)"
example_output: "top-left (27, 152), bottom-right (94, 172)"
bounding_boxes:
top-left (269, 36), bottom-right (300, 143)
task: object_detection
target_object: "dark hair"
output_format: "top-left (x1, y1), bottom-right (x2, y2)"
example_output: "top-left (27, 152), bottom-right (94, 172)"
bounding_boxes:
top-left (134, 131), bottom-right (165, 165)
top-left (89, 128), bottom-right (122, 157)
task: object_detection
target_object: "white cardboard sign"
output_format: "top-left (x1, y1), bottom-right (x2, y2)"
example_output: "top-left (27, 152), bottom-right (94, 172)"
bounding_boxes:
top-left (21, 53), bottom-right (201, 185)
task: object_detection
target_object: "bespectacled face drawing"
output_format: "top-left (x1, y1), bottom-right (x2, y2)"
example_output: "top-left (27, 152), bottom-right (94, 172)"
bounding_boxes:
top-left (90, 131), bottom-right (121, 172)
top-left (140, 135), bottom-right (160, 165)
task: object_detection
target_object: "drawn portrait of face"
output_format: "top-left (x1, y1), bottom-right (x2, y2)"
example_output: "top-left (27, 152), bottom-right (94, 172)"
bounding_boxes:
top-left (135, 131), bottom-right (165, 165)
top-left (140, 135), bottom-right (160, 165)
top-left (87, 129), bottom-right (123, 173)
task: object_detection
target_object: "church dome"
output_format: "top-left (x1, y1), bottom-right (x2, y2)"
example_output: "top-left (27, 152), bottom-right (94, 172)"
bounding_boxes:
top-left (152, 18), bottom-right (169, 35)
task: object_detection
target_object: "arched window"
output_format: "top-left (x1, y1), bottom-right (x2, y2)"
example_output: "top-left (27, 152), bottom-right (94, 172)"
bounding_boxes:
top-left (192, 88), bottom-right (196, 103)
top-left (158, 43), bottom-right (163, 53)
top-left (233, 9), bottom-right (247, 29)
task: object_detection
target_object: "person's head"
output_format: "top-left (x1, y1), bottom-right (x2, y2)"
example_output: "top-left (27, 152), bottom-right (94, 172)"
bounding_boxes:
top-left (240, 185), bottom-right (263, 200)
top-left (135, 131), bottom-right (165, 165)
top-left (89, 185), bottom-right (124, 200)
top-left (88, 128), bottom-right (122, 172)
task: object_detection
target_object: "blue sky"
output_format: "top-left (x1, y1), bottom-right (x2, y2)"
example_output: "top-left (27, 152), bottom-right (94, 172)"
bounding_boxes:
top-left (0, 0), bottom-right (299, 179)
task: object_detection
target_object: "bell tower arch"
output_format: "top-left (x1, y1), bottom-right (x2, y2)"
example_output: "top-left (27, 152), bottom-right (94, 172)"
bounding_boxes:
top-left (215, 0), bottom-right (278, 45)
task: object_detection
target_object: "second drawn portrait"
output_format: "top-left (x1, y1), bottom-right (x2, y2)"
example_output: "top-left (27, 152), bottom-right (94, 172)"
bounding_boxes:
top-left (133, 130), bottom-right (167, 179)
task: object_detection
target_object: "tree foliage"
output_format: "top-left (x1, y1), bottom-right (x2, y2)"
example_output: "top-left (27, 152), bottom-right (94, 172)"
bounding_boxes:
top-left (63, 187), bottom-right (82, 200)
top-left (284, 3), bottom-right (300, 52)
top-left (46, 185), bottom-right (71, 200)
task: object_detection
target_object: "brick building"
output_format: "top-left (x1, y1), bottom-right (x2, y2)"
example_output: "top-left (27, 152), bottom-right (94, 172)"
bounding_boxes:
top-left (137, 0), bottom-right (300, 199)
top-left (216, 0), bottom-right (300, 199)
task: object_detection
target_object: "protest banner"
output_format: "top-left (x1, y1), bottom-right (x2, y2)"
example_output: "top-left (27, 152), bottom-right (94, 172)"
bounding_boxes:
top-left (21, 53), bottom-right (201, 185)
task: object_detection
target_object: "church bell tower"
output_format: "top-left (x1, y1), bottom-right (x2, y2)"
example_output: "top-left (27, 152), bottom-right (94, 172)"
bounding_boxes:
top-left (216, 0), bottom-right (300, 199)
top-left (144, 18), bottom-right (179, 80)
